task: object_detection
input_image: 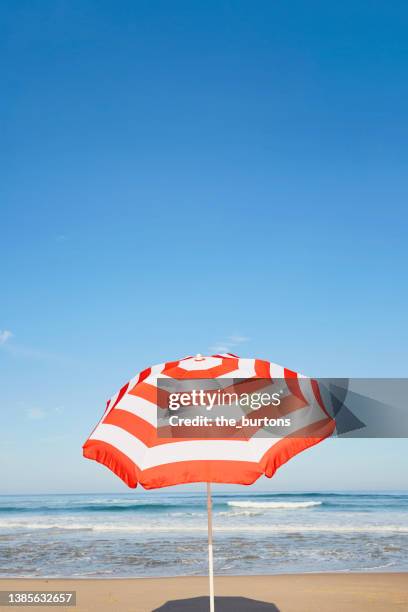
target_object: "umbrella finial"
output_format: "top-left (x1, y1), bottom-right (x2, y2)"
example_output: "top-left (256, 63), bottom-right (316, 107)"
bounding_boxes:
top-left (195, 353), bottom-right (205, 361)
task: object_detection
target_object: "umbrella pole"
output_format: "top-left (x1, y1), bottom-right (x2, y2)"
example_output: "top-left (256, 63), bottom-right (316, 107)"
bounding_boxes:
top-left (207, 482), bottom-right (215, 612)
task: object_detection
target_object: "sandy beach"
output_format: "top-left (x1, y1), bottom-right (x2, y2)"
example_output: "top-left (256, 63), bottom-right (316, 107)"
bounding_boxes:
top-left (2, 574), bottom-right (408, 611)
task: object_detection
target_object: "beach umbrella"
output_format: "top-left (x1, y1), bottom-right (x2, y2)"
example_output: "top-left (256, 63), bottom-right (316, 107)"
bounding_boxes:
top-left (83, 353), bottom-right (335, 611)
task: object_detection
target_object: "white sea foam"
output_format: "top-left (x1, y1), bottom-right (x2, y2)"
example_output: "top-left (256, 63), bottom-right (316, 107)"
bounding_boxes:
top-left (70, 498), bottom-right (144, 505)
top-left (227, 501), bottom-right (322, 509)
top-left (354, 561), bottom-right (395, 571)
top-left (1, 520), bottom-right (408, 534)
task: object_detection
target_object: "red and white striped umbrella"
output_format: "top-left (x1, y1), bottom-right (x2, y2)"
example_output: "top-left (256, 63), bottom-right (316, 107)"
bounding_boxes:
top-left (83, 353), bottom-right (334, 611)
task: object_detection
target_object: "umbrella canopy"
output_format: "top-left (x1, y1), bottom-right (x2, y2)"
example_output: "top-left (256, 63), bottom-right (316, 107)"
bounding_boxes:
top-left (83, 353), bottom-right (335, 612)
top-left (83, 353), bottom-right (334, 488)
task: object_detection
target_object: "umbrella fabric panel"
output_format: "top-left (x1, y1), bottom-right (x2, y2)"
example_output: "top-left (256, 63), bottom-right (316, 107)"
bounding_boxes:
top-left (83, 354), bottom-right (335, 489)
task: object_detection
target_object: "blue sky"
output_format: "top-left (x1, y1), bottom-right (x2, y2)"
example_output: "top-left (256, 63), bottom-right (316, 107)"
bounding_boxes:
top-left (1, 1), bottom-right (407, 494)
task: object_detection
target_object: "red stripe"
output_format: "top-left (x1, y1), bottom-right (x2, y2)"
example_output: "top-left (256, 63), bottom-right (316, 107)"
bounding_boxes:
top-left (140, 459), bottom-right (262, 489)
top-left (129, 381), bottom-right (167, 406)
top-left (284, 368), bottom-right (307, 404)
top-left (254, 359), bottom-right (271, 378)
top-left (164, 359), bottom-right (180, 370)
top-left (138, 367), bottom-right (151, 384)
top-left (110, 383), bottom-right (129, 411)
top-left (310, 379), bottom-right (332, 419)
top-left (83, 439), bottom-right (140, 488)
top-left (260, 417), bottom-right (335, 478)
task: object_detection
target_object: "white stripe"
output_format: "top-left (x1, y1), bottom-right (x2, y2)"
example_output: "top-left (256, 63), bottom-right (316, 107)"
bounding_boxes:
top-left (90, 424), bottom-right (148, 467)
top-left (270, 363), bottom-right (285, 378)
top-left (90, 424), bottom-right (260, 469)
top-left (113, 394), bottom-right (157, 426)
top-left (217, 359), bottom-right (256, 379)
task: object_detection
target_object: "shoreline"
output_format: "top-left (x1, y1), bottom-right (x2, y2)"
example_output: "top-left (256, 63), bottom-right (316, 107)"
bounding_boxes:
top-left (2, 568), bottom-right (406, 579)
top-left (3, 573), bottom-right (408, 611)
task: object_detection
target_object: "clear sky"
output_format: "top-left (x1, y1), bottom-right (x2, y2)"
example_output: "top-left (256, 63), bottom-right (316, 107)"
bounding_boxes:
top-left (1, 1), bottom-right (407, 494)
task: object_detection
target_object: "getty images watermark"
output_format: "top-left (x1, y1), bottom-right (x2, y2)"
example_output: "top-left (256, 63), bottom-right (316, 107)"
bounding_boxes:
top-left (156, 378), bottom-right (408, 439)
top-left (167, 387), bottom-right (290, 429)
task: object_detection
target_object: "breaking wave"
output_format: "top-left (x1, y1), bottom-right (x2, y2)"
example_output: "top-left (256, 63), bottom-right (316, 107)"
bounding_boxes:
top-left (227, 501), bottom-right (322, 510)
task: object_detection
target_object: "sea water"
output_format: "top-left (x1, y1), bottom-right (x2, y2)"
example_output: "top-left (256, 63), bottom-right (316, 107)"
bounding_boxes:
top-left (0, 491), bottom-right (407, 577)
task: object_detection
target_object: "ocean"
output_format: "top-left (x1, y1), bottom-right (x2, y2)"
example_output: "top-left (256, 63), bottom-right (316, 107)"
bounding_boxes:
top-left (0, 492), bottom-right (407, 578)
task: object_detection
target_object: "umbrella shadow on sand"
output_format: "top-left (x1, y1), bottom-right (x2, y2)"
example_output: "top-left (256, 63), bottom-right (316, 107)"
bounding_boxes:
top-left (153, 596), bottom-right (280, 611)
